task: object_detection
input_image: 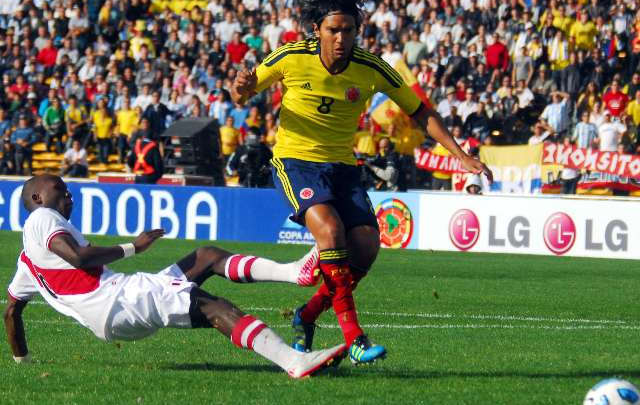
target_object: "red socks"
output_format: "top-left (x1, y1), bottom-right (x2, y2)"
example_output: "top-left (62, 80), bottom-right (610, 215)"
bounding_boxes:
top-left (310, 248), bottom-right (363, 345)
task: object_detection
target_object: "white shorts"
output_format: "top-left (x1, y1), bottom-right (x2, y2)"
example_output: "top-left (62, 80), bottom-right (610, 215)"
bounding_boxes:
top-left (106, 264), bottom-right (198, 341)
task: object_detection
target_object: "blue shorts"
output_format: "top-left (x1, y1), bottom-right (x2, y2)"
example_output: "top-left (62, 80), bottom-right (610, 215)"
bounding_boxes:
top-left (271, 157), bottom-right (378, 232)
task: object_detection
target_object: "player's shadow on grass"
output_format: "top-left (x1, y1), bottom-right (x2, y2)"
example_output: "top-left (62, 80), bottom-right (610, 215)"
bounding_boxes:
top-left (331, 369), bottom-right (640, 379)
top-left (164, 363), bottom-right (281, 374)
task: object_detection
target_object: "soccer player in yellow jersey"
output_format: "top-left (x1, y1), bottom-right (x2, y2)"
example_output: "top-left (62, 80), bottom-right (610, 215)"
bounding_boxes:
top-left (232, 0), bottom-right (492, 365)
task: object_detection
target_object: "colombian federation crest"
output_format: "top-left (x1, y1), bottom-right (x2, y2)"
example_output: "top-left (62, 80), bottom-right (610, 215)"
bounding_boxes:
top-left (375, 198), bottom-right (413, 248)
top-left (345, 86), bottom-right (361, 103)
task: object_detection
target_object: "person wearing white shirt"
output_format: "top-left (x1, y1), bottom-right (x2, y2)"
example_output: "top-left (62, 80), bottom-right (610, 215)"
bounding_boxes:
top-left (437, 88), bottom-right (459, 118)
top-left (597, 112), bottom-right (626, 152)
top-left (406, 0), bottom-right (425, 21)
top-left (528, 123), bottom-right (552, 145)
top-left (60, 140), bottom-right (88, 177)
top-left (457, 88), bottom-right (478, 123)
top-left (419, 22), bottom-right (438, 55)
top-left (262, 13), bottom-right (285, 52)
top-left (215, 11), bottom-right (242, 45)
top-left (369, 3), bottom-right (397, 30)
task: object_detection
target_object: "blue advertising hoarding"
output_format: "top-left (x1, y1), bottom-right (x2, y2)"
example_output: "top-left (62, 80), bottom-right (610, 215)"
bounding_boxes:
top-left (0, 180), bottom-right (421, 249)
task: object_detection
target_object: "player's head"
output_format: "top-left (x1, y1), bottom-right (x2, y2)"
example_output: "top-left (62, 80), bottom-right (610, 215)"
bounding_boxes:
top-left (22, 175), bottom-right (73, 219)
top-left (303, 0), bottom-right (363, 58)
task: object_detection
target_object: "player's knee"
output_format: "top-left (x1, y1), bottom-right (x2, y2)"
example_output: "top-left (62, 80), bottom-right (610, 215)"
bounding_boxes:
top-left (196, 246), bottom-right (227, 268)
top-left (315, 220), bottom-right (346, 247)
top-left (348, 228), bottom-right (380, 270)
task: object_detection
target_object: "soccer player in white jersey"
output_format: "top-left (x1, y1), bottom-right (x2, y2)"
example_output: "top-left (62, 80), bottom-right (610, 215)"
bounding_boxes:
top-left (3, 174), bottom-right (345, 378)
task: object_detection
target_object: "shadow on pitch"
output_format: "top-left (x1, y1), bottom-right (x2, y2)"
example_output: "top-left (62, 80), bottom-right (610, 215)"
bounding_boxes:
top-left (330, 368), bottom-right (640, 380)
top-left (164, 363), bottom-right (281, 374)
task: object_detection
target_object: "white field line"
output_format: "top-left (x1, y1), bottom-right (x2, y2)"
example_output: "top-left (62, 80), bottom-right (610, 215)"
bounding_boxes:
top-left (18, 320), bottom-right (640, 331)
top-left (244, 307), bottom-right (632, 325)
top-left (2, 301), bottom-right (636, 327)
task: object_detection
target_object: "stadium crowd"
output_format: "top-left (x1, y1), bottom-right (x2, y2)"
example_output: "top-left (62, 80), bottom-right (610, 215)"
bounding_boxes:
top-left (0, 0), bottom-right (639, 193)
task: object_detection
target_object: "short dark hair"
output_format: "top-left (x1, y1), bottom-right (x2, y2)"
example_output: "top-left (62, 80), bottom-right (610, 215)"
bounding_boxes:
top-left (300, 0), bottom-right (364, 30)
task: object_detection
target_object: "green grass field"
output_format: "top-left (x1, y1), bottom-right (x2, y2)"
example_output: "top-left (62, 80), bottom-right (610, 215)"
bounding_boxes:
top-left (0, 230), bottom-right (638, 404)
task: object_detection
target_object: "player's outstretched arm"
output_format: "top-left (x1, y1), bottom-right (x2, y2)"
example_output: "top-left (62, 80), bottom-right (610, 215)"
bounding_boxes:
top-left (411, 105), bottom-right (494, 183)
top-left (4, 295), bottom-right (30, 361)
top-left (230, 68), bottom-right (257, 105)
top-left (49, 229), bottom-right (165, 269)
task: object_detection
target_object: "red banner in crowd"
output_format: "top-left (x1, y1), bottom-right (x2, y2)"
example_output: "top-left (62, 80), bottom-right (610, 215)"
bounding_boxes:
top-left (414, 148), bottom-right (465, 173)
top-left (542, 142), bottom-right (640, 178)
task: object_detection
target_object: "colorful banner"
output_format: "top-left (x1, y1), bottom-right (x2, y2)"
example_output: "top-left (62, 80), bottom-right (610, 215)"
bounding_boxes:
top-left (414, 148), bottom-right (466, 173)
top-left (479, 144), bottom-right (543, 193)
top-left (542, 142), bottom-right (640, 178)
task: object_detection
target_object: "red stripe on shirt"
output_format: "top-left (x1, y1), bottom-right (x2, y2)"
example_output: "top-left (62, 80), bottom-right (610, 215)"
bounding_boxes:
top-left (20, 252), bottom-right (103, 296)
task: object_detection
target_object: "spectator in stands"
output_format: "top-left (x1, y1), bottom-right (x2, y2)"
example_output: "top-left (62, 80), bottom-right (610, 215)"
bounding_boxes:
top-left (10, 114), bottom-right (36, 175)
top-left (65, 95), bottom-right (90, 150)
top-left (0, 132), bottom-right (15, 175)
top-left (540, 91), bottom-right (571, 139)
top-left (603, 79), bottom-right (629, 118)
top-left (559, 136), bottom-right (580, 194)
top-left (528, 122), bottom-right (552, 145)
top-left (127, 123), bottom-right (164, 184)
top-left (596, 110), bottom-right (626, 152)
top-left (220, 116), bottom-right (243, 165)
top-left (572, 110), bottom-right (598, 149)
top-left (42, 97), bottom-right (65, 154)
top-left (143, 91), bottom-right (170, 139)
top-left (92, 98), bottom-right (114, 165)
top-left (364, 137), bottom-right (402, 191)
top-left (458, 87), bottom-right (478, 124)
top-left (115, 97), bottom-right (139, 163)
top-left (485, 32), bottom-right (509, 83)
top-left (60, 139), bottom-right (89, 178)
top-left (225, 128), bottom-right (272, 188)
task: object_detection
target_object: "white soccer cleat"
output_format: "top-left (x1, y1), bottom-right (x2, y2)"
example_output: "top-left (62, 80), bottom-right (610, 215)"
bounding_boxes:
top-left (295, 245), bottom-right (321, 287)
top-left (286, 343), bottom-right (347, 379)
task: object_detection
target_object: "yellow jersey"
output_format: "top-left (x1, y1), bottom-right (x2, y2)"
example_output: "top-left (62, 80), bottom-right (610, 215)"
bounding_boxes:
top-left (92, 110), bottom-right (113, 139)
top-left (570, 21), bottom-right (597, 51)
top-left (219, 125), bottom-right (242, 156)
top-left (116, 109), bottom-right (139, 137)
top-left (255, 39), bottom-right (421, 164)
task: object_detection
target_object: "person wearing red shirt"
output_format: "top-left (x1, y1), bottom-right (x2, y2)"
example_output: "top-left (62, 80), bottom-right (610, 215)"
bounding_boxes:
top-left (36, 39), bottom-right (58, 68)
top-left (226, 32), bottom-right (249, 65)
top-left (602, 80), bottom-right (629, 117)
top-left (485, 32), bottom-right (509, 83)
top-left (9, 75), bottom-right (29, 98)
top-left (281, 20), bottom-right (301, 43)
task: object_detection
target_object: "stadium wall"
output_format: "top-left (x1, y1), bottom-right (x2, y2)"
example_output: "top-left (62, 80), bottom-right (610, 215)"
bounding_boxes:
top-left (0, 180), bottom-right (636, 259)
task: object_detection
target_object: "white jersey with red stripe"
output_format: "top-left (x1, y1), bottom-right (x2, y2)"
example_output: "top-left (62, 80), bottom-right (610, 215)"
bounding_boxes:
top-left (8, 207), bottom-right (125, 340)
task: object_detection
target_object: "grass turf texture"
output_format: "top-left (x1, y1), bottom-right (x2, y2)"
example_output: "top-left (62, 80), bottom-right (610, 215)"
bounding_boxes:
top-left (0, 230), bottom-right (638, 404)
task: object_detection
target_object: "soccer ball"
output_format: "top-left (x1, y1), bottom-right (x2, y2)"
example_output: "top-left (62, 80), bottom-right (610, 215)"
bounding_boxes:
top-left (583, 378), bottom-right (640, 405)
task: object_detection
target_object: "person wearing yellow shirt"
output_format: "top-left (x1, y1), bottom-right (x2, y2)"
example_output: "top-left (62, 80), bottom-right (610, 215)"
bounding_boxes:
top-left (219, 116), bottom-right (243, 163)
top-left (353, 118), bottom-right (378, 157)
top-left (389, 122), bottom-right (424, 188)
top-left (129, 29), bottom-right (156, 60)
top-left (115, 97), bottom-right (140, 163)
top-left (552, 6), bottom-right (574, 35)
top-left (231, 0), bottom-right (491, 364)
top-left (92, 98), bottom-right (114, 164)
top-left (569, 13), bottom-right (597, 51)
top-left (548, 30), bottom-right (571, 81)
top-left (626, 90), bottom-right (640, 126)
top-left (430, 142), bottom-right (452, 190)
top-left (65, 95), bottom-right (89, 150)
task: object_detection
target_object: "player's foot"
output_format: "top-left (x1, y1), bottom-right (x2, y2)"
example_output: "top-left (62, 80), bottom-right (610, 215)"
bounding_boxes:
top-left (292, 305), bottom-right (316, 352)
top-left (295, 245), bottom-right (320, 286)
top-left (349, 335), bottom-right (387, 365)
top-left (286, 343), bottom-right (347, 379)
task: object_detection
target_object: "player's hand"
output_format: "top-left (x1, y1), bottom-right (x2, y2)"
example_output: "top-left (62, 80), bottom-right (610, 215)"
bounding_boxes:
top-left (461, 156), bottom-right (493, 183)
top-left (233, 68), bottom-right (257, 97)
top-left (133, 229), bottom-right (165, 254)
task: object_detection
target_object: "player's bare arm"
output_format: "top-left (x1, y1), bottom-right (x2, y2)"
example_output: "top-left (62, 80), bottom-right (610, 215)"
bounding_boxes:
top-left (3, 295), bottom-right (29, 359)
top-left (230, 68), bottom-right (257, 104)
top-left (49, 229), bottom-right (165, 269)
top-left (411, 104), bottom-right (494, 183)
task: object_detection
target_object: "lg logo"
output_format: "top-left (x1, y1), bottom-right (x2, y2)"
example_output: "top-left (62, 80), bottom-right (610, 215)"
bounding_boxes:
top-left (449, 209), bottom-right (480, 251)
top-left (543, 212), bottom-right (576, 255)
